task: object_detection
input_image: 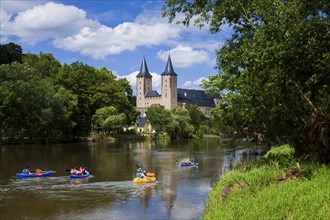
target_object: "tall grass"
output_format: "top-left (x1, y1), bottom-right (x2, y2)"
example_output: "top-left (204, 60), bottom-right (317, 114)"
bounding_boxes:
top-left (202, 145), bottom-right (330, 220)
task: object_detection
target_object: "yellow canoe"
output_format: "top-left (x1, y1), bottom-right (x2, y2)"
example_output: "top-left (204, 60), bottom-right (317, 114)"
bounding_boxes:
top-left (133, 177), bottom-right (156, 183)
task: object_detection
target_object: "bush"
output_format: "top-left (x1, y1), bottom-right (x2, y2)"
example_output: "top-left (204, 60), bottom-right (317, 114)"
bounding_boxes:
top-left (261, 144), bottom-right (297, 167)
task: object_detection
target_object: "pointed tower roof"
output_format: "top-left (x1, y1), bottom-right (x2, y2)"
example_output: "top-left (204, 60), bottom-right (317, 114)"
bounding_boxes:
top-left (161, 54), bottom-right (177, 76)
top-left (136, 56), bottom-right (152, 78)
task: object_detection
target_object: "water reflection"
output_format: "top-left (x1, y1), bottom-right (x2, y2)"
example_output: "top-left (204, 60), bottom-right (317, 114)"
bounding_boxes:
top-left (0, 139), bottom-right (263, 220)
top-left (70, 177), bottom-right (90, 185)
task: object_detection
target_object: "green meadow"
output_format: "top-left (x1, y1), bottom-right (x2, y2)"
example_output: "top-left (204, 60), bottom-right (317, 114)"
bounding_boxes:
top-left (202, 145), bottom-right (330, 220)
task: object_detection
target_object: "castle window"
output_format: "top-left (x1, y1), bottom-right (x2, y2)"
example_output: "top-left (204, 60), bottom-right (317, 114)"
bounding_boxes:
top-left (165, 93), bottom-right (167, 98)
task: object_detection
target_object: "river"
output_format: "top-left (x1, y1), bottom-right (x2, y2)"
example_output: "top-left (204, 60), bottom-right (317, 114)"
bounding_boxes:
top-left (0, 138), bottom-right (261, 220)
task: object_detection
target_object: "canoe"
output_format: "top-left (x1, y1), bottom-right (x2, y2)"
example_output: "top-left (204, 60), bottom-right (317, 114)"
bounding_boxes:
top-left (16, 171), bottom-right (55, 179)
top-left (69, 172), bottom-right (90, 179)
top-left (133, 177), bottom-right (156, 183)
top-left (180, 162), bottom-right (198, 167)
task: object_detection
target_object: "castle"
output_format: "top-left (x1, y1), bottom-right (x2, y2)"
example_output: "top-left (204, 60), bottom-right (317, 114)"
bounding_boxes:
top-left (136, 55), bottom-right (221, 117)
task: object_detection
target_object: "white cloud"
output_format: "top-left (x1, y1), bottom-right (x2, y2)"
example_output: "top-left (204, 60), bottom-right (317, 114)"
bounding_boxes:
top-left (119, 71), bottom-right (162, 95)
top-left (1, 0), bottom-right (45, 13)
top-left (181, 77), bottom-right (207, 90)
top-left (1, 2), bottom-right (181, 58)
top-left (54, 22), bottom-right (180, 59)
top-left (0, 0), bottom-right (223, 69)
top-left (157, 46), bottom-right (211, 68)
top-left (0, 8), bottom-right (10, 30)
top-left (150, 72), bottom-right (162, 93)
top-left (119, 71), bottom-right (138, 93)
top-left (2, 2), bottom-right (100, 44)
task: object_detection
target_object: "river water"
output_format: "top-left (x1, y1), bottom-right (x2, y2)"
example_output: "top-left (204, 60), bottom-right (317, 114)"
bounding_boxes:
top-left (0, 138), bottom-right (261, 220)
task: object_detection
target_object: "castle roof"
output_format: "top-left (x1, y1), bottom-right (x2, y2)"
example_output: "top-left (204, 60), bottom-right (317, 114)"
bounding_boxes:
top-left (145, 90), bottom-right (161, 97)
top-left (137, 56), bottom-right (152, 78)
top-left (177, 89), bottom-right (221, 107)
top-left (161, 55), bottom-right (177, 76)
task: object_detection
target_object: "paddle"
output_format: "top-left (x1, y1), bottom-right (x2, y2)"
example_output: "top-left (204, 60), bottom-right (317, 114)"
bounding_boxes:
top-left (136, 162), bottom-right (143, 169)
top-left (136, 162), bottom-right (145, 173)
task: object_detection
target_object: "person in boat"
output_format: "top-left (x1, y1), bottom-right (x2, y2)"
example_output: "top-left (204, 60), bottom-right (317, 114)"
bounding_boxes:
top-left (140, 170), bottom-right (149, 179)
top-left (22, 166), bottom-right (32, 174)
top-left (79, 166), bottom-right (87, 174)
top-left (70, 167), bottom-right (79, 174)
top-left (35, 167), bottom-right (43, 174)
top-left (182, 158), bottom-right (192, 165)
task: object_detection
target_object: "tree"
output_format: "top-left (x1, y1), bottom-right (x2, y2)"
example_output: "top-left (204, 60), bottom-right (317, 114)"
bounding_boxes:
top-left (23, 53), bottom-right (61, 78)
top-left (145, 106), bottom-right (171, 138)
top-left (0, 62), bottom-right (77, 143)
top-left (162, 0), bottom-right (330, 163)
top-left (90, 76), bottom-right (138, 126)
top-left (92, 106), bottom-right (126, 133)
top-left (166, 107), bottom-right (194, 140)
top-left (56, 62), bottom-right (138, 139)
top-left (0, 42), bottom-right (22, 65)
top-left (185, 104), bottom-right (206, 133)
top-left (56, 62), bottom-right (96, 139)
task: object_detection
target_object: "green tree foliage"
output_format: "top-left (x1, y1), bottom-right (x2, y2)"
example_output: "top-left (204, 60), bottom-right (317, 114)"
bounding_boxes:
top-left (90, 76), bottom-right (137, 125)
top-left (0, 42), bottom-right (22, 65)
top-left (0, 62), bottom-right (77, 143)
top-left (0, 43), bottom-right (137, 143)
top-left (55, 62), bottom-right (95, 138)
top-left (55, 62), bottom-right (137, 139)
top-left (146, 106), bottom-right (194, 139)
top-left (93, 106), bottom-right (126, 133)
top-left (185, 104), bottom-right (207, 133)
top-left (167, 107), bottom-right (194, 140)
top-left (23, 53), bottom-right (61, 78)
top-left (145, 105), bottom-right (171, 138)
top-left (162, 0), bottom-right (330, 163)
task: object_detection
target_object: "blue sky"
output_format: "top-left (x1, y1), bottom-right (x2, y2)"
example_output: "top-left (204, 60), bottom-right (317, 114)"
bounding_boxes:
top-left (1, 0), bottom-right (231, 94)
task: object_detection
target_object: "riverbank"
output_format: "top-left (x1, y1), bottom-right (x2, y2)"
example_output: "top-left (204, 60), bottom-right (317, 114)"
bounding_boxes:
top-left (202, 145), bottom-right (330, 220)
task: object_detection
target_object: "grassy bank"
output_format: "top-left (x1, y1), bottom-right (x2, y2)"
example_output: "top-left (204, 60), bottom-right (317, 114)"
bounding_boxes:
top-left (202, 145), bottom-right (330, 220)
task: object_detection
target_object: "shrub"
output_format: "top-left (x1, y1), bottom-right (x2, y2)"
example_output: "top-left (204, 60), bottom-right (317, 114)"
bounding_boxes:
top-left (261, 144), bottom-right (297, 167)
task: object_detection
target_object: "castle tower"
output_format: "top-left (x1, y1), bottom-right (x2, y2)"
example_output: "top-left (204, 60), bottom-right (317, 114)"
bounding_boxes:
top-left (161, 55), bottom-right (177, 109)
top-left (136, 56), bottom-right (153, 111)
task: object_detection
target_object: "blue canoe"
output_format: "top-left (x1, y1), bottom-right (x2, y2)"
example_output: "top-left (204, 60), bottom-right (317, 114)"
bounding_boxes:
top-left (180, 162), bottom-right (198, 167)
top-left (69, 172), bottom-right (90, 179)
top-left (16, 171), bottom-right (55, 179)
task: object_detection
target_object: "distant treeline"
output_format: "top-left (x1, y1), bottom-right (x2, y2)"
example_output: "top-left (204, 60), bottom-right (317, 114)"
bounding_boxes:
top-left (0, 42), bottom-right (138, 144)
